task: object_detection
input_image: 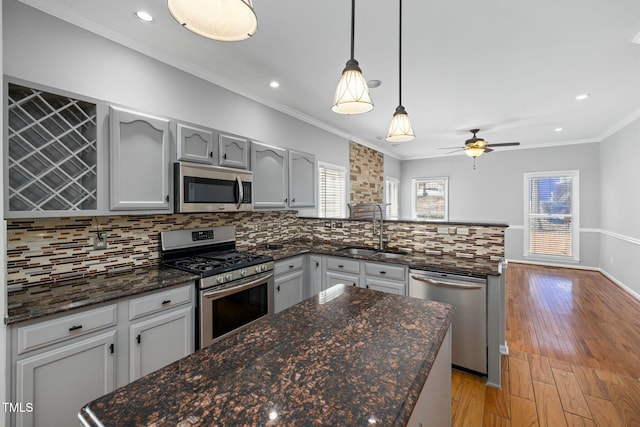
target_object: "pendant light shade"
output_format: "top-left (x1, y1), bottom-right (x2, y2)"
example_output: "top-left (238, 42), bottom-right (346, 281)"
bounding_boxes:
top-left (386, 0), bottom-right (415, 142)
top-left (332, 0), bottom-right (374, 114)
top-left (386, 105), bottom-right (415, 142)
top-left (168, 0), bottom-right (258, 42)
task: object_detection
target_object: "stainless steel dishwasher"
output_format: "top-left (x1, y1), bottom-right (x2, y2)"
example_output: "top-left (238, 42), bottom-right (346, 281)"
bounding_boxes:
top-left (409, 269), bottom-right (487, 375)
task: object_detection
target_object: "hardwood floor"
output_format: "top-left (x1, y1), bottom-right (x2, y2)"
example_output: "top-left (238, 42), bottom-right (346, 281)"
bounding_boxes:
top-left (451, 263), bottom-right (640, 427)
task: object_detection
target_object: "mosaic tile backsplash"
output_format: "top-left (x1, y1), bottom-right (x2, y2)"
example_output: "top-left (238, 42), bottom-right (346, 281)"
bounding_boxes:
top-left (349, 142), bottom-right (384, 205)
top-left (7, 211), bottom-right (506, 286)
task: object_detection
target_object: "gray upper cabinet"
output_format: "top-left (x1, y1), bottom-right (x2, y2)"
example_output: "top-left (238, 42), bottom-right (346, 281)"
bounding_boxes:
top-left (176, 123), bottom-right (215, 164)
top-left (109, 106), bottom-right (171, 211)
top-left (251, 142), bottom-right (288, 209)
top-left (288, 150), bottom-right (316, 208)
top-left (218, 133), bottom-right (250, 169)
top-left (5, 82), bottom-right (101, 218)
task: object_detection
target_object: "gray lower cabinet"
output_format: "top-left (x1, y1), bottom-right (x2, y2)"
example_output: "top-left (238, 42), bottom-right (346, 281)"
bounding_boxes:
top-left (9, 283), bottom-right (195, 427)
top-left (326, 271), bottom-right (360, 288)
top-left (218, 133), bottom-right (250, 169)
top-left (308, 255), bottom-right (323, 297)
top-left (323, 257), bottom-right (407, 296)
top-left (129, 306), bottom-right (193, 381)
top-left (109, 106), bottom-right (171, 211)
top-left (274, 257), bottom-right (305, 313)
top-left (176, 122), bottom-right (215, 164)
top-left (14, 331), bottom-right (116, 427)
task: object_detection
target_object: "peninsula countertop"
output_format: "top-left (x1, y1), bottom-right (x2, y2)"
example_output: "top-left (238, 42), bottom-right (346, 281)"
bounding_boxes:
top-left (79, 285), bottom-right (455, 426)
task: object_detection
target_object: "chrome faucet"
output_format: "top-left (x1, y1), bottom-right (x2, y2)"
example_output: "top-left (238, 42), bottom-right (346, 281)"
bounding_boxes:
top-left (372, 204), bottom-right (384, 250)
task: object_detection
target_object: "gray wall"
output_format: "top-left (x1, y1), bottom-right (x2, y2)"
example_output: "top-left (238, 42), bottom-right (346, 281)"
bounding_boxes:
top-left (599, 117), bottom-right (640, 297)
top-left (2, 0), bottom-right (352, 216)
top-left (399, 143), bottom-right (601, 267)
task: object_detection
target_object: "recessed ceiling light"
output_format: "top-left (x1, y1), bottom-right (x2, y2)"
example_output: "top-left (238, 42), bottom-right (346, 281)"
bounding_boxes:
top-left (367, 80), bottom-right (382, 89)
top-left (134, 10), bottom-right (154, 23)
top-left (575, 93), bottom-right (590, 100)
top-left (554, 127), bottom-right (564, 132)
top-left (269, 81), bottom-right (280, 89)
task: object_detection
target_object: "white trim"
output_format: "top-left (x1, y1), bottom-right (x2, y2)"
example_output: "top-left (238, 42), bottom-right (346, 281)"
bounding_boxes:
top-left (317, 161), bottom-right (347, 219)
top-left (508, 259), bottom-right (597, 271)
top-left (600, 229), bottom-right (640, 246)
top-left (633, 31), bottom-right (640, 45)
top-left (597, 106), bottom-right (640, 142)
top-left (598, 268), bottom-right (640, 302)
top-left (500, 343), bottom-right (509, 356)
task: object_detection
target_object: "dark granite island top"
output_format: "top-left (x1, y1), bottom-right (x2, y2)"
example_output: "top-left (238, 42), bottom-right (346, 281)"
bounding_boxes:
top-left (79, 286), bottom-right (454, 426)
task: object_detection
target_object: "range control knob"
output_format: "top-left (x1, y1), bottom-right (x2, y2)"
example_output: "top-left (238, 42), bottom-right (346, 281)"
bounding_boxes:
top-left (216, 276), bottom-right (224, 284)
top-left (240, 270), bottom-right (247, 277)
top-left (255, 266), bottom-right (261, 273)
top-left (225, 273), bottom-right (233, 281)
top-left (260, 264), bottom-right (267, 272)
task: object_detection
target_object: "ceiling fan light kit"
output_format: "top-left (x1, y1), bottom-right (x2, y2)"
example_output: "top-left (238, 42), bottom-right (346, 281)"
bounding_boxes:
top-left (167, 0), bottom-right (258, 42)
top-left (385, 0), bottom-right (415, 142)
top-left (332, 0), bottom-right (374, 114)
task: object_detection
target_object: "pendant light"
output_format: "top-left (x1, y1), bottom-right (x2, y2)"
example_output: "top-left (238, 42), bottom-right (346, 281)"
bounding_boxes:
top-left (385, 0), bottom-right (415, 142)
top-left (168, 0), bottom-right (258, 42)
top-left (332, 0), bottom-right (374, 114)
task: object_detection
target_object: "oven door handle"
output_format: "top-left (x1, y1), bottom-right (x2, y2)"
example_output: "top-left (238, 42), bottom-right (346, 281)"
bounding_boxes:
top-left (203, 274), bottom-right (272, 299)
top-left (236, 176), bottom-right (244, 209)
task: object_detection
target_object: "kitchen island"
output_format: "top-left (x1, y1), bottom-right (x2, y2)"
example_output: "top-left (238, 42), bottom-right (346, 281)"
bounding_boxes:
top-left (79, 285), bottom-right (454, 426)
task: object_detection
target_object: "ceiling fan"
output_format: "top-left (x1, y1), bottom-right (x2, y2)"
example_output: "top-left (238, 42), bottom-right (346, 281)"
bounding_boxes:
top-left (440, 129), bottom-right (520, 167)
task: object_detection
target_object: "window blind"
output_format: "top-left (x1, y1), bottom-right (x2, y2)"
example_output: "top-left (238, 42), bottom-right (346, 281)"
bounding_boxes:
top-left (526, 173), bottom-right (577, 258)
top-left (385, 178), bottom-right (399, 220)
top-left (319, 165), bottom-right (346, 218)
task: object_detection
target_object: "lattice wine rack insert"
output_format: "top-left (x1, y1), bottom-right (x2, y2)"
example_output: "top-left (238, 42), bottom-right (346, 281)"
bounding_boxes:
top-left (7, 83), bottom-right (98, 212)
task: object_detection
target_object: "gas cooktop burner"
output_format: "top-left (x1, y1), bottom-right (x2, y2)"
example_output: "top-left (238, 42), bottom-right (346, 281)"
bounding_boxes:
top-left (166, 251), bottom-right (272, 277)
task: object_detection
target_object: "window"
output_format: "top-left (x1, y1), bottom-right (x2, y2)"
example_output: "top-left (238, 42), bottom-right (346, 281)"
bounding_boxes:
top-left (318, 162), bottom-right (346, 218)
top-left (385, 177), bottom-right (399, 220)
top-left (412, 177), bottom-right (448, 221)
top-left (524, 171), bottom-right (579, 261)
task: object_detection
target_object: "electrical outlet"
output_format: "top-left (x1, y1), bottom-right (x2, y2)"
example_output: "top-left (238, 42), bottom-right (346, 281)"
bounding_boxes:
top-left (93, 233), bottom-right (107, 250)
top-left (457, 228), bottom-right (469, 236)
top-left (324, 222), bottom-right (332, 229)
top-left (334, 222), bottom-right (343, 228)
top-left (437, 227), bottom-right (448, 234)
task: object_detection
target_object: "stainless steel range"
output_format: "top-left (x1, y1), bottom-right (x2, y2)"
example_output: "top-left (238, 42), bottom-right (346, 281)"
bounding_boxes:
top-left (161, 226), bottom-right (274, 349)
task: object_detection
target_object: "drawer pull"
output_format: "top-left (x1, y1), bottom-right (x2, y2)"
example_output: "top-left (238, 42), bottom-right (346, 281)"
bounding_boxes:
top-left (338, 264), bottom-right (344, 268)
top-left (161, 299), bottom-right (172, 305)
top-left (68, 325), bottom-right (83, 332)
top-left (380, 271), bottom-right (386, 275)
top-left (289, 265), bottom-right (294, 269)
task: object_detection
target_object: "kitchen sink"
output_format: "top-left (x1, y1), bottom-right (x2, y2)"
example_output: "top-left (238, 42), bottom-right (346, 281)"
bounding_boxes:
top-left (375, 252), bottom-right (406, 259)
top-left (337, 247), bottom-right (378, 256)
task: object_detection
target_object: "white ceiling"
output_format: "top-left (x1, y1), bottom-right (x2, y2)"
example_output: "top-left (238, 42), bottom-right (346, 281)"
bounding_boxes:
top-left (17, 0), bottom-right (640, 160)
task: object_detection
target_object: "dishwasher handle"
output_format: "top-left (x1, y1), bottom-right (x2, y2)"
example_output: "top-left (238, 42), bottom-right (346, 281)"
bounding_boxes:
top-left (411, 275), bottom-right (483, 290)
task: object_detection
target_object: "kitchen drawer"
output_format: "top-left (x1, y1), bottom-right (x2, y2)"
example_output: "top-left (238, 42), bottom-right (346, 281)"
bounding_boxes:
top-left (274, 256), bottom-right (304, 276)
top-left (17, 304), bottom-right (117, 355)
top-left (129, 284), bottom-right (193, 321)
top-left (325, 257), bottom-right (360, 274)
top-left (364, 262), bottom-right (406, 281)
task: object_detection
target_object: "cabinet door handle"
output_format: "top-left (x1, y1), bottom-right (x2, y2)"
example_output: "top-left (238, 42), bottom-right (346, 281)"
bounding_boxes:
top-left (136, 334), bottom-right (141, 344)
top-left (366, 285), bottom-right (369, 289)
top-left (292, 198), bottom-right (296, 203)
top-left (352, 283), bottom-right (357, 286)
top-left (315, 261), bottom-right (319, 268)
top-left (277, 285), bottom-right (281, 292)
top-left (68, 325), bottom-right (83, 332)
top-left (209, 151), bottom-right (213, 158)
top-left (165, 195), bottom-right (170, 202)
top-left (109, 343), bottom-right (115, 354)
top-left (223, 153), bottom-right (228, 159)
top-left (284, 198), bottom-right (288, 204)
top-left (161, 299), bottom-right (171, 305)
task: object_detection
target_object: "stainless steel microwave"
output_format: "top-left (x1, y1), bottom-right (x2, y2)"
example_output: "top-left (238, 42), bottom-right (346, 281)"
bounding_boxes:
top-left (174, 163), bottom-right (253, 213)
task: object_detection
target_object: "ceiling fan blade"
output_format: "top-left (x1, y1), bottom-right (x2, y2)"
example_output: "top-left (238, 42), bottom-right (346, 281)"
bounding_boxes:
top-left (486, 142), bottom-right (520, 147)
top-left (439, 146), bottom-right (464, 150)
top-left (484, 148), bottom-right (494, 153)
top-left (445, 149), bottom-right (464, 155)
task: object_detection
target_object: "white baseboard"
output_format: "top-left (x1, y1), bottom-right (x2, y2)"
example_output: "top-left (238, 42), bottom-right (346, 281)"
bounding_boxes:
top-left (500, 343), bottom-right (509, 356)
top-left (597, 268), bottom-right (640, 302)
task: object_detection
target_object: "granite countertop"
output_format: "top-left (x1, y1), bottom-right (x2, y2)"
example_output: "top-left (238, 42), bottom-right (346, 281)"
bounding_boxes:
top-left (79, 285), bottom-right (454, 426)
top-left (5, 266), bottom-right (199, 325)
top-left (255, 241), bottom-right (503, 277)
